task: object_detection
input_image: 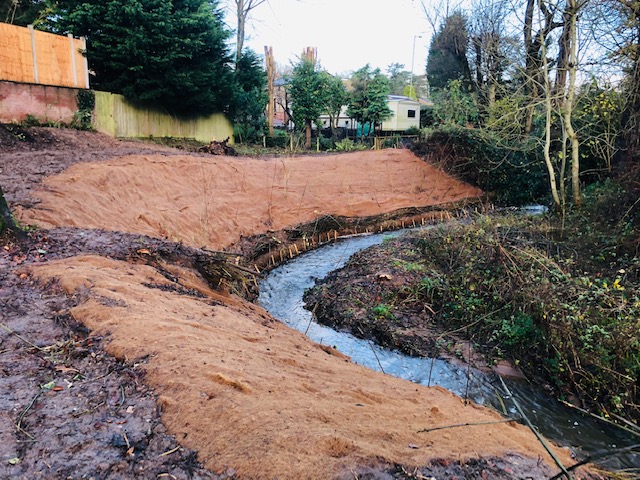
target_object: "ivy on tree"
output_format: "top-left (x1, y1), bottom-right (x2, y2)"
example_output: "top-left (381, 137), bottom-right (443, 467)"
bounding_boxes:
top-left (49, 0), bottom-right (235, 116)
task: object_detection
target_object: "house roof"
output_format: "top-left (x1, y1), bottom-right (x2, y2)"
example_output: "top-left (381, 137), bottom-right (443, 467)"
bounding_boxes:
top-left (387, 95), bottom-right (417, 102)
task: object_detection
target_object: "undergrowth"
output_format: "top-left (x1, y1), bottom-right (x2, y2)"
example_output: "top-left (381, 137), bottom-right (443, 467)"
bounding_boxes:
top-left (400, 180), bottom-right (639, 422)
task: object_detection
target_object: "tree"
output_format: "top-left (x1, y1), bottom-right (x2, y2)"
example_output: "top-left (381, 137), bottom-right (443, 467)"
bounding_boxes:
top-left (232, 0), bottom-right (266, 63)
top-left (387, 63), bottom-right (410, 95)
top-left (289, 56), bottom-right (329, 149)
top-left (348, 65), bottom-right (393, 137)
top-left (590, 0), bottom-right (640, 166)
top-left (426, 11), bottom-right (472, 91)
top-left (432, 79), bottom-right (479, 125)
top-left (522, 0), bottom-right (561, 135)
top-left (49, 0), bottom-right (235, 116)
top-left (324, 74), bottom-right (350, 135)
top-left (468, 0), bottom-right (514, 115)
top-left (233, 49), bottom-right (268, 143)
top-left (1, 0), bottom-right (48, 25)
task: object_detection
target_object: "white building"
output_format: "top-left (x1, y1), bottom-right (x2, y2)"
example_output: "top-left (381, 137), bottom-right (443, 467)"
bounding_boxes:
top-left (318, 95), bottom-right (422, 132)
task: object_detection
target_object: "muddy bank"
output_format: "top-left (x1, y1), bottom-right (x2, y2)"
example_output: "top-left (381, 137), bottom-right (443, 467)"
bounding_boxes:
top-left (1, 127), bottom-right (600, 478)
top-left (29, 253), bottom-right (582, 479)
top-left (0, 231), bottom-right (226, 480)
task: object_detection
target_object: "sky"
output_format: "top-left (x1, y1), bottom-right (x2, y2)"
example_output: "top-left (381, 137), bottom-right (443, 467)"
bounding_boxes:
top-left (226, 0), bottom-right (434, 76)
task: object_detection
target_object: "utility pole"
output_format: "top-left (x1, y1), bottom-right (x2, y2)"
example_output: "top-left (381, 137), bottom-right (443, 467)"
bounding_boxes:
top-left (409, 35), bottom-right (422, 99)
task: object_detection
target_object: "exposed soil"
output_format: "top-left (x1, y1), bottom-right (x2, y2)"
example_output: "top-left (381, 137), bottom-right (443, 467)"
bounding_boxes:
top-left (0, 126), bottom-right (600, 479)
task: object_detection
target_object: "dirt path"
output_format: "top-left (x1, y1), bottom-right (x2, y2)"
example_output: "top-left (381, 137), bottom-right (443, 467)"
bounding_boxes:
top-left (0, 127), bottom-right (597, 479)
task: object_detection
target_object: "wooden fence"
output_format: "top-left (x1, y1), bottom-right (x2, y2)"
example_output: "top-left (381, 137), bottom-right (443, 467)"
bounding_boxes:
top-left (0, 22), bottom-right (89, 89)
top-left (94, 91), bottom-right (234, 144)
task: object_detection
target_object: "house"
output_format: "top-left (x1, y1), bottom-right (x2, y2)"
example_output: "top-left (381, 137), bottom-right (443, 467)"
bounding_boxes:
top-left (272, 78), bottom-right (289, 127)
top-left (317, 95), bottom-right (422, 132)
top-left (381, 95), bottom-right (421, 131)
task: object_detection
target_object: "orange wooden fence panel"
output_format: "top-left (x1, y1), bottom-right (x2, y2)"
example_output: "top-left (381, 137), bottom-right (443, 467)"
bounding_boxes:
top-left (0, 22), bottom-right (88, 88)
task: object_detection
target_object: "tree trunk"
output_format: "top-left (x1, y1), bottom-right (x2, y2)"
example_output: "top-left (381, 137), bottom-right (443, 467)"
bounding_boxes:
top-left (619, 6), bottom-right (640, 168)
top-left (264, 46), bottom-right (275, 135)
top-left (0, 184), bottom-right (20, 235)
top-left (542, 37), bottom-right (563, 212)
top-left (236, 0), bottom-right (245, 63)
top-left (554, 6), bottom-right (571, 106)
top-left (564, 0), bottom-right (581, 205)
top-left (305, 120), bottom-right (312, 149)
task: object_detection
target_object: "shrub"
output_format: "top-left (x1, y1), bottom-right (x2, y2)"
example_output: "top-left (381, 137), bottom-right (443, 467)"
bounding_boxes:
top-left (333, 138), bottom-right (367, 152)
top-left (412, 125), bottom-right (547, 206)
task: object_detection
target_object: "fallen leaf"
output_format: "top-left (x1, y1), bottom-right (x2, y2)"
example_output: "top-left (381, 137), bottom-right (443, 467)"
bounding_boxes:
top-left (41, 381), bottom-right (56, 390)
top-left (7, 457), bottom-right (20, 465)
top-left (52, 386), bottom-right (64, 392)
top-left (137, 249), bottom-right (151, 255)
top-left (126, 406), bottom-right (135, 414)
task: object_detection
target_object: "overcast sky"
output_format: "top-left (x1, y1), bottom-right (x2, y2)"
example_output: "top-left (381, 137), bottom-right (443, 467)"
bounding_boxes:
top-left (226, 0), bottom-right (433, 76)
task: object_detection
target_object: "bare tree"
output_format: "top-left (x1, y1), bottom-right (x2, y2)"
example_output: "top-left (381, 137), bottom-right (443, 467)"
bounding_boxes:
top-left (590, 0), bottom-right (640, 167)
top-left (523, 0), bottom-right (562, 135)
top-left (468, 0), bottom-right (514, 114)
top-left (234, 0), bottom-right (267, 62)
top-left (420, 0), bottom-right (464, 33)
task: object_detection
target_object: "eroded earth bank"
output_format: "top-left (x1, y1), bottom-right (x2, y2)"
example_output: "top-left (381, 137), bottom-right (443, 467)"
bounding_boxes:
top-left (0, 127), bottom-right (599, 479)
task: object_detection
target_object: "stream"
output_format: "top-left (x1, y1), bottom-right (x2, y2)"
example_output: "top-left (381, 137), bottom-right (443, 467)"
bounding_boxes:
top-left (257, 229), bottom-right (639, 470)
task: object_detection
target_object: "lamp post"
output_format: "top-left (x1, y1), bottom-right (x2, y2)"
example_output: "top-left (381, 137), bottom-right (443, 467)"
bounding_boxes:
top-left (409, 34), bottom-right (422, 98)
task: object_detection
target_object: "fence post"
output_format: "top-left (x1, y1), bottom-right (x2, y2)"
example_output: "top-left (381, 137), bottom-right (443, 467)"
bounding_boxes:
top-left (68, 34), bottom-right (78, 87)
top-left (28, 25), bottom-right (39, 84)
top-left (81, 37), bottom-right (90, 88)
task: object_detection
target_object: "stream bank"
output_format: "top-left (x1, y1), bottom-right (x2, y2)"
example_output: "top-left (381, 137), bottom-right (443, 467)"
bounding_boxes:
top-left (297, 214), bottom-right (639, 471)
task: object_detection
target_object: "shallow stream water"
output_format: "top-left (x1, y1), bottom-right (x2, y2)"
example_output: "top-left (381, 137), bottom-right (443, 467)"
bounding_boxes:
top-left (257, 229), bottom-right (639, 470)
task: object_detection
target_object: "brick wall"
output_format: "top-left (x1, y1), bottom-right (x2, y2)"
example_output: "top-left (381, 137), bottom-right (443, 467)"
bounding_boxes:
top-left (0, 81), bottom-right (79, 124)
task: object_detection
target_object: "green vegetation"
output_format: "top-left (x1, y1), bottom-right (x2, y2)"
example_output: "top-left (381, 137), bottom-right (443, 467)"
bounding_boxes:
top-left (426, 10), bottom-right (472, 91)
top-left (289, 56), bottom-right (330, 149)
top-left (48, 0), bottom-right (235, 116)
top-left (412, 126), bottom-right (547, 206)
top-left (232, 50), bottom-right (268, 143)
top-left (72, 90), bottom-right (96, 130)
top-left (347, 65), bottom-right (393, 137)
top-left (386, 182), bottom-right (639, 421)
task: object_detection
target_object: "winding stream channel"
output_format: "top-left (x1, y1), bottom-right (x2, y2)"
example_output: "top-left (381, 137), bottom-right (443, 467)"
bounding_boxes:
top-left (258, 229), bottom-right (639, 470)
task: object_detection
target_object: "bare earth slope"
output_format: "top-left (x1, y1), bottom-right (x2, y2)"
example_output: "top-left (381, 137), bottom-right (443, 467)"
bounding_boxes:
top-left (1, 129), bottom-right (593, 478)
top-left (18, 149), bottom-right (481, 249)
top-left (30, 255), bottom-right (570, 479)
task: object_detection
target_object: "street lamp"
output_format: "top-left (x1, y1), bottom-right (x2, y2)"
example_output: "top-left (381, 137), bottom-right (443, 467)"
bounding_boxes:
top-left (409, 34), bottom-right (422, 98)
